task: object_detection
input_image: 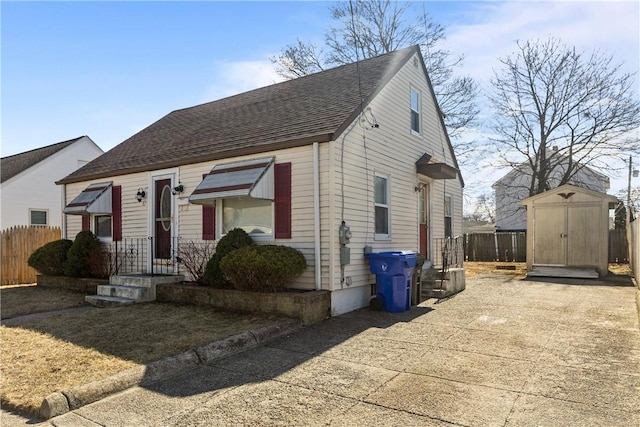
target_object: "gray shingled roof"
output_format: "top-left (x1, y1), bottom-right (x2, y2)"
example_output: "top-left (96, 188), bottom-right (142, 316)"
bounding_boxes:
top-left (1, 136), bottom-right (85, 183)
top-left (59, 46), bottom-right (420, 184)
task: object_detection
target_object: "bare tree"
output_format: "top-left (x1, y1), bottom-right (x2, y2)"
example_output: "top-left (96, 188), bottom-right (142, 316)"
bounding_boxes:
top-left (271, 39), bottom-right (325, 79)
top-left (490, 38), bottom-right (640, 199)
top-left (271, 0), bottom-right (478, 140)
top-left (473, 193), bottom-right (496, 223)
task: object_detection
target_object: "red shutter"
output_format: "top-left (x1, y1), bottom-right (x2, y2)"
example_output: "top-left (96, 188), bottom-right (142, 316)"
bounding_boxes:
top-left (82, 215), bottom-right (90, 231)
top-left (112, 185), bottom-right (122, 241)
top-left (274, 162), bottom-right (292, 239)
top-left (202, 205), bottom-right (216, 240)
top-left (202, 174), bottom-right (216, 240)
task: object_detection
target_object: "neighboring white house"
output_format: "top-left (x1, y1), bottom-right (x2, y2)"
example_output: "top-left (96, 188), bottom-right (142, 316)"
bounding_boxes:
top-left (58, 46), bottom-right (464, 316)
top-left (492, 153), bottom-right (610, 232)
top-left (0, 136), bottom-right (104, 230)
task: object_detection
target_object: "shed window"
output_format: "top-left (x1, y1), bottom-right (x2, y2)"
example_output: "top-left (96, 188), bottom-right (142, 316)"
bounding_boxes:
top-left (30, 209), bottom-right (48, 226)
top-left (375, 174), bottom-right (390, 238)
top-left (410, 88), bottom-right (421, 134)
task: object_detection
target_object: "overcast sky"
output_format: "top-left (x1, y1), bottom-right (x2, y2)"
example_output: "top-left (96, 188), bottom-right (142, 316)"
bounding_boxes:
top-left (2, 1), bottom-right (638, 210)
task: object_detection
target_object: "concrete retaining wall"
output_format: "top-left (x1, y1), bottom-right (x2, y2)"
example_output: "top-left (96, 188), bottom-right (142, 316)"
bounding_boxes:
top-left (36, 275), bottom-right (106, 294)
top-left (157, 284), bottom-right (330, 325)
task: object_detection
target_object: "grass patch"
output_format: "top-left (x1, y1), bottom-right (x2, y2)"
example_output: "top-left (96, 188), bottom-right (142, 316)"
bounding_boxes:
top-left (1, 284), bottom-right (87, 320)
top-left (1, 302), bottom-right (283, 417)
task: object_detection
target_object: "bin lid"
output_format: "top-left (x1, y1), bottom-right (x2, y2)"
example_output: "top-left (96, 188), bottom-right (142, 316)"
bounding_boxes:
top-left (365, 250), bottom-right (416, 260)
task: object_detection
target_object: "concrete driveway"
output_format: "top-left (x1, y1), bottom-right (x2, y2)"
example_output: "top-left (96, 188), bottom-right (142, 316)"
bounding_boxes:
top-left (7, 274), bottom-right (640, 426)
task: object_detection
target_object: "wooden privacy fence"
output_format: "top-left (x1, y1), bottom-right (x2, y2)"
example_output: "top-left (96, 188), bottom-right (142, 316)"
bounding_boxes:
top-left (465, 230), bottom-right (628, 263)
top-left (608, 228), bottom-right (629, 263)
top-left (464, 232), bottom-right (526, 262)
top-left (630, 221), bottom-right (639, 284)
top-left (1, 226), bottom-right (61, 285)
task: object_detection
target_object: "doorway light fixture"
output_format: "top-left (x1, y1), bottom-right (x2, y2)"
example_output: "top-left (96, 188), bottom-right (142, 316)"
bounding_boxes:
top-left (135, 188), bottom-right (146, 203)
top-left (172, 184), bottom-right (184, 195)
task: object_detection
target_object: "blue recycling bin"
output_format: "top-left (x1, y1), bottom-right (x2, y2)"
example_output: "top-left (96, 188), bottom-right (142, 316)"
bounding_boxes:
top-left (365, 251), bottom-right (417, 313)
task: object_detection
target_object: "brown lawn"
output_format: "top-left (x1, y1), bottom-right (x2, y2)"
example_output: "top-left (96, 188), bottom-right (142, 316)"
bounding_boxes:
top-left (0, 299), bottom-right (283, 418)
top-left (1, 284), bottom-right (87, 320)
top-left (464, 261), bottom-right (527, 277)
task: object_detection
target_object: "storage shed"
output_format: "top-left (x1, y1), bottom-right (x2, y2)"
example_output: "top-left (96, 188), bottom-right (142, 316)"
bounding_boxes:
top-left (521, 184), bottom-right (617, 278)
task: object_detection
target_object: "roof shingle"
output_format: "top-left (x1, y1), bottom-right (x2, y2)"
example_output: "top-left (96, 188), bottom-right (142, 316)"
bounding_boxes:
top-left (1, 136), bottom-right (85, 183)
top-left (58, 46), bottom-right (419, 184)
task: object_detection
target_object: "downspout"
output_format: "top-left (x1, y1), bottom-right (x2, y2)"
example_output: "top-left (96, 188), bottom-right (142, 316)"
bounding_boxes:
top-left (313, 142), bottom-right (321, 290)
top-left (61, 184), bottom-right (67, 239)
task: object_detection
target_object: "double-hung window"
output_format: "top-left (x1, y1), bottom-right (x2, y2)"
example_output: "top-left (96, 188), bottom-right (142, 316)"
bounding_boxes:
top-left (444, 196), bottom-right (453, 238)
top-left (374, 174), bottom-right (390, 238)
top-left (410, 88), bottom-right (421, 134)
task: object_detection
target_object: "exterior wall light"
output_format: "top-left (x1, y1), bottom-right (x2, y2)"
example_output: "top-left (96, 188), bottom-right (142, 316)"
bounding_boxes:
top-left (172, 184), bottom-right (184, 195)
top-left (136, 188), bottom-right (146, 203)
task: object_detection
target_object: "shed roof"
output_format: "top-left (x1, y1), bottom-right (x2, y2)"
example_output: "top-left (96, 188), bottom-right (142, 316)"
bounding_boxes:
top-left (58, 45), bottom-right (461, 186)
top-left (521, 184), bottom-right (618, 205)
top-left (1, 136), bottom-right (86, 183)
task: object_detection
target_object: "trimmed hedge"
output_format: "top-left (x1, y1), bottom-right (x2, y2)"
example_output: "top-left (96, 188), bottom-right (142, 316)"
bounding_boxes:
top-left (220, 245), bottom-right (307, 292)
top-left (27, 239), bottom-right (73, 276)
top-left (203, 228), bottom-right (254, 286)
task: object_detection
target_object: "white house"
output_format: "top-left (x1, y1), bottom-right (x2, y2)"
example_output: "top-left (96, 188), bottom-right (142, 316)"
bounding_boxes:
top-left (0, 136), bottom-right (104, 230)
top-left (58, 46), bottom-right (464, 316)
top-left (492, 152), bottom-right (610, 232)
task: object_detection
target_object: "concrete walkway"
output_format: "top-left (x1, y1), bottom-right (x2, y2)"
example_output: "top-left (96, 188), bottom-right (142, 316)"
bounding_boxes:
top-left (4, 274), bottom-right (640, 426)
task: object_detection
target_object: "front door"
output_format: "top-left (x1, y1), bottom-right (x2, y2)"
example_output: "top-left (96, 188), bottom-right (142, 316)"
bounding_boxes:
top-left (418, 184), bottom-right (429, 259)
top-left (154, 178), bottom-right (172, 260)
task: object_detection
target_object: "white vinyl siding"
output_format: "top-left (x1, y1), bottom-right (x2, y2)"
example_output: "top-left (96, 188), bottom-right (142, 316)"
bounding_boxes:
top-left (327, 51), bottom-right (463, 297)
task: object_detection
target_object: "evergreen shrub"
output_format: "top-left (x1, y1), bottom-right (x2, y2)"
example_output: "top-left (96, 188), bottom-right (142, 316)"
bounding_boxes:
top-left (220, 245), bottom-right (307, 292)
top-left (203, 228), bottom-right (254, 286)
top-left (27, 239), bottom-right (73, 276)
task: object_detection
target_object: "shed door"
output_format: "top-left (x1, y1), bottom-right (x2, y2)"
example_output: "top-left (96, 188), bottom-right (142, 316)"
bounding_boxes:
top-left (533, 206), bottom-right (567, 266)
top-left (567, 205), bottom-right (600, 266)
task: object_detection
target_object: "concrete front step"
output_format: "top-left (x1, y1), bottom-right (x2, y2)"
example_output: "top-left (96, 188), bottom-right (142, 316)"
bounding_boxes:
top-left (420, 267), bottom-right (466, 300)
top-left (97, 284), bottom-right (153, 302)
top-left (85, 295), bottom-right (136, 308)
top-left (421, 288), bottom-right (447, 299)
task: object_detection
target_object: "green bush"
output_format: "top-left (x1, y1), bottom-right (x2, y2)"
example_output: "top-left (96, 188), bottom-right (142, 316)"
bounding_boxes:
top-left (27, 239), bottom-right (73, 276)
top-left (203, 228), bottom-right (254, 286)
top-left (220, 245), bottom-right (307, 292)
top-left (64, 231), bottom-right (105, 278)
